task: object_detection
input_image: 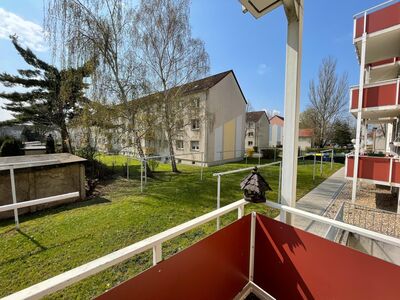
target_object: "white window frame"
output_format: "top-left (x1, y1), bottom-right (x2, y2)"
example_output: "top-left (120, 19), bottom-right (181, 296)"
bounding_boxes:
top-left (176, 140), bottom-right (184, 150)
top-left (248, 141), bottom-right (253, 146)
top-left (191, 119), bottom-right (200, 130)
top-left (190, 140), bottom-right (200, 152)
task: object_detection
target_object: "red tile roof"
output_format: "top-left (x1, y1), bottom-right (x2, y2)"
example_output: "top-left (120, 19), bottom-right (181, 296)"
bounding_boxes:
top-left (299, 129), bottom-right (314, 137)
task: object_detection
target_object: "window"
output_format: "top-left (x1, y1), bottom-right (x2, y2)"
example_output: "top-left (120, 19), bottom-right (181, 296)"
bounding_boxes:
top-left (176, 140), bottom-right (184, 150)
top-left (193, 97), bottom-right (200, 108)
top-left (248, 131), bottom-right (254, 137)
top-left (191, 119), bottom-right (200, 130)
top-left (191, 141), bottom-right (200, 151)
top-left (248, 141), bottom-right (253, 146)
top-left (176, 120), bottom-right (184, 130)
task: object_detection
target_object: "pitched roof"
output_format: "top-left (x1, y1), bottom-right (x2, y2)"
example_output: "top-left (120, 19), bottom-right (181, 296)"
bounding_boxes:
top-left (129, 70), bottom-right (247, 105)
top-left (269, 115), bottom-right (284, 121)
top-left (246, 111), bottom-right (267, 123)
top-left (299, 129), bottom-right (314, 137)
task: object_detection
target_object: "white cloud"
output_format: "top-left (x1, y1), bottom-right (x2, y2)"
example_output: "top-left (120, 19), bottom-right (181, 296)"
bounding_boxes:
top-left (257, 63), bottom-right (270, 76)
top-left (263, 108), bottom-right (281, 118)
top-left (0, 8), bottom-right (48, 52)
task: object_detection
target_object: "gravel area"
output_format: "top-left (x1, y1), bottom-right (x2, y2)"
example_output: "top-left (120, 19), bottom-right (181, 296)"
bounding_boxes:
top-left (325, 181), bottom-right (400, 238)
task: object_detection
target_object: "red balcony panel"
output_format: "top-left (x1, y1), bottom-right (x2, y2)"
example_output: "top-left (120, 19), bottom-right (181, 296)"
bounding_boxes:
top-left (346, 156), bottom-right (390, 182)
top-left (97, 215), bottom-right (251, 300)
top-left (355, 2), bottom-right (400, 38)
top-left (98, 213), bottom-right (400, 299)
top-left (350, 82), bottom-right (398, 110)
top-left (391, 160), bottom-right (400, 183)
top-left (253, 214), bottom-right (400, 299)
top-left (368, 57), bottom-right (400, 67)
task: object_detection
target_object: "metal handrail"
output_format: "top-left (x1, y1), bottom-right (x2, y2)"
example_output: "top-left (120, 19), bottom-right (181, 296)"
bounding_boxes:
top-left (353, 0), bottom-right (399, 18)
top-left (1, 199), bottom-right (248, 300)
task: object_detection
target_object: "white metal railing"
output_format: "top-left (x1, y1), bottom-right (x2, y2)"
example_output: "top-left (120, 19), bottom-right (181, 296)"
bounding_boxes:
top-left (5, 198), bottom-right (400, 300)
top-left (213, 161), bottom-right (282, 229)
top-left (0, 161), bottom-right (79, 229)
top-left (2, 199), bottom-right (248, 300)
top-left (353, 0), bottom-right (398, 18)
top-left (265, 200), bottom-right (400, 248)
top-left (325, 202), bottom-right (345, 241)
top-left (137, 152), bottom-right (205, 192)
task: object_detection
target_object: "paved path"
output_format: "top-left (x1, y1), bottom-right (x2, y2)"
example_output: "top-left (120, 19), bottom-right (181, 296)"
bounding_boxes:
top-left (292, 167), bottom-right (346, 237)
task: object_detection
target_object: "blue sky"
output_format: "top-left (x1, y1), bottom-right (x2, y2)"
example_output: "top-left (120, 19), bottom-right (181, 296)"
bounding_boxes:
top-left (0, 0), bottom-right (384, 121)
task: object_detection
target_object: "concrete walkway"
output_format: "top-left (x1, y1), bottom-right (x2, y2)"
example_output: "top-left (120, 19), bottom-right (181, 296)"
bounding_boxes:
top-left (292, 167), bottom-right (346, 237)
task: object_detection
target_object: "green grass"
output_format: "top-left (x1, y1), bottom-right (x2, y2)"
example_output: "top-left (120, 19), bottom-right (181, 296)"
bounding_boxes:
top-left (0, 155), bottom-right (342, 299)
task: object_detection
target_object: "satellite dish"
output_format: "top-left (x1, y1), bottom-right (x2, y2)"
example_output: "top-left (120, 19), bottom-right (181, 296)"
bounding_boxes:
top-left (239, 0), bottom-right (283, 19)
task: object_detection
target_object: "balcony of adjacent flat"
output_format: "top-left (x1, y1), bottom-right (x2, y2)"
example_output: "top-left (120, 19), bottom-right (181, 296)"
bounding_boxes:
top-left (349, 79), bottom-right (400, 119)
top-left (353, 1), bottom-right (400, 65)
top-left (367, 57), bottom-right (400, 83)
top-left (345, 155), bottom-right (400, 187)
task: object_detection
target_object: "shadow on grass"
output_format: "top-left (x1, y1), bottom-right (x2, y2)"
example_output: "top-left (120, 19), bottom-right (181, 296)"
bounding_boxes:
top-left (0, 231), bottom-right (91, 268)
top-left (0, 197), bottom-right (112, 229)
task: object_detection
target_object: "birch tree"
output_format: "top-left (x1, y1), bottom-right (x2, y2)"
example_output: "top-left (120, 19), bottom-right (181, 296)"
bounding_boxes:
top-left (44, 0), bottom-right (154, 174)
top-left (308, 57), bottom-right (348, 147)
top-left (136, 0), bottom-right (209, 172)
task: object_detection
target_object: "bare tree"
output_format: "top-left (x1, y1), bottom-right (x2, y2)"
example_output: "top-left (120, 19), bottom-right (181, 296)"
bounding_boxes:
top-left (44, 0), bottom-right (154, 175)
top-left (308, 57), bottom-right (348, 147)
top-left (136, 0), bottom-right (209, 172)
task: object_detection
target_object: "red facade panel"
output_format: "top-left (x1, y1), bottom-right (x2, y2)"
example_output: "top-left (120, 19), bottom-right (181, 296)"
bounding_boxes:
top-left (351, 82), bottom-right (398, 110)
top-left (355, 2), bottom-right (400, 38)
top-left (347, 156), bottom-right (391, 182)
top-left (390, 160), bottom-right (400, 184)
top-left (253, 214), bottom-right (400, 300)
top-left (96, 215), bottom-right (251, 300)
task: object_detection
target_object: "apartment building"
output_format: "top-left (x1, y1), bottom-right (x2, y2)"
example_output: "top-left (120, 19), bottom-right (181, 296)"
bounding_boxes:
top-left (268, 115), bottom-right (284, 147)
top-left (245, 111), bottom-right (269, 150)
top-left (90, 70), bottom-right (247, 166)
top-left (344, 1), bottom-right (400, 212)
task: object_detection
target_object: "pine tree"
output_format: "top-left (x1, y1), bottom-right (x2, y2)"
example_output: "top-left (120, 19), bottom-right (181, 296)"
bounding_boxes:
top-left (0, 35), bottom-right (95, 152)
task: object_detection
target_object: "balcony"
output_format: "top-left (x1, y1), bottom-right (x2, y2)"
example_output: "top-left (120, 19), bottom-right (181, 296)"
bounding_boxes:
top-left (346, 155), bottom-right (400, 187)
top-left (353, 1), bottom-right (400, 64)
top-left (349, 79), bottom-right (400, 119)
top-left (368, 57), bottom-right (400, 83)
top-left (5, 199), bottom-right (400, 299)
top-left (98, 213), bottom-right (400, 299)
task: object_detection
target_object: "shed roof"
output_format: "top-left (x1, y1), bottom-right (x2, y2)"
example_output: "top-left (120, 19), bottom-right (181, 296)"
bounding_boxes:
top-left (0, 153), bottom-right (86, 170)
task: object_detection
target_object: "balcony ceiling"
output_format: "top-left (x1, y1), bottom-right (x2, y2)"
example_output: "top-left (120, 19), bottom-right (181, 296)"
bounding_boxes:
top-left (351, 106), bottom-right (400, 119)
top-left (355, 26), bottom-right (400, 64)
top-left (369, 61), bottom-right (400, 83)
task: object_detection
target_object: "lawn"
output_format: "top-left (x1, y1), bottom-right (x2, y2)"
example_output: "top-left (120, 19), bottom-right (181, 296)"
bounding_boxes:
top-left (0, 155), bottom-right (342, 299)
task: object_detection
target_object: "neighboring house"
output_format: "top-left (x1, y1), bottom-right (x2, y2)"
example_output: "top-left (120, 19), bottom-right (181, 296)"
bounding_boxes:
top-left (298, 129), bottom-right (314, 150)
top-left (269, 115), bottom-right (284, 147)
top-left (90, 70), bottom-right (247, 166)
top-left (245, 111), bottom-right (270, 150)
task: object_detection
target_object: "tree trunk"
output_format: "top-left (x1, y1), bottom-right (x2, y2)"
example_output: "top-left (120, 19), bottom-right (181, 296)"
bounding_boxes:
top-left (133, 130), bottom-right (153, 177)
top-left (60, 124), bottom-right (72, 153)
top-left (167, 130), bottom-right (179, 173)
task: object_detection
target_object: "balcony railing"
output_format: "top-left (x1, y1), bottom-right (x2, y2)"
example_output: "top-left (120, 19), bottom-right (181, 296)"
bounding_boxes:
top-left (345, 155), bottom-right (400, 186)
top-left (350, 79), bottom-right (400, 110)
top-left (354, 0), bottom-right (400, 39)
top-left (4, 199), bottom-right (400, 299)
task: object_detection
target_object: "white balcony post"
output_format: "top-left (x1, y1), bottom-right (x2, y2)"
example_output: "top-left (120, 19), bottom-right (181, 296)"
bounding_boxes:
top-left (9, 167), bottom-right (19, 229)
top-left (280, 0), bottom-right (303, 225)
top-left (216, 175), bottom-right (221, 230)
top-left (397, 190), bottom-right (400, 214)
top-left (249, 212), bottom-right (256, 282)
top-left (238, 204), bottom-right (245, 219)
top-left (386, 123), bottom-right (393, 153)
top-left (152, 243), bottom-right (162, 266)
top-left (352, 28), bottom-right (367, 203)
